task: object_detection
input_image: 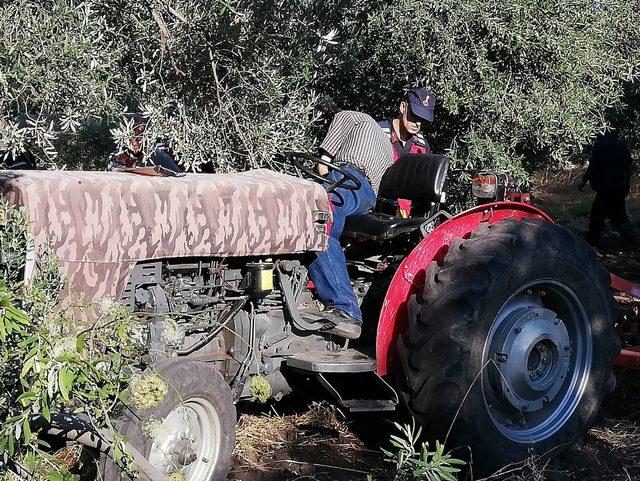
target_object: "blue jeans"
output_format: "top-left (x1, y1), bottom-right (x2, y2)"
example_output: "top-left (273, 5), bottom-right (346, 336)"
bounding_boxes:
top-left (308, 165), bottom-right (377, 320)
top-left (152, 149), bottom-right (182, 173)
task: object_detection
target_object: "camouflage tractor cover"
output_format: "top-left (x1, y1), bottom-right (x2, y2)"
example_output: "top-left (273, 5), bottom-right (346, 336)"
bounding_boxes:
top-left (0, 169), bottom-right (331, 303)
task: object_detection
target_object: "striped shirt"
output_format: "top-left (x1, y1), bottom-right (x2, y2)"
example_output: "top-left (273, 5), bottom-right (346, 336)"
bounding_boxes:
top-left (320, 110), bottom-right (393, 195)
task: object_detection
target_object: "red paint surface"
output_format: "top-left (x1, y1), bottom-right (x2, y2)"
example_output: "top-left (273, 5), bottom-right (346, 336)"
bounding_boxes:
top-left (611, 273), bottom-right (640, 299)
top-left (614, 348), bottom-right (640, 370)
top-left (375, 202), bottom-right (552, 376)
top-left (610, 273), bottom-right (640, 370)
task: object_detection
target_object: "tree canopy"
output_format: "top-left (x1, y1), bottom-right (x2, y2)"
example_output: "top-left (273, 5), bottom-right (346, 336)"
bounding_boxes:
top-left (1, 0), bottom-right (639, 179)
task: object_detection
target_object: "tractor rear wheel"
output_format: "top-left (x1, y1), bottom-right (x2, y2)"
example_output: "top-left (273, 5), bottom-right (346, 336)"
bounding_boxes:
top-left (398, 218), bottom-right (619, 473)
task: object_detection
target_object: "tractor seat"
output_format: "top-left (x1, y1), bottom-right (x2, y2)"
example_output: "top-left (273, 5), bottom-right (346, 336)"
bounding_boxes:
top-left (342, 212), bottom-right (427, 240)
top-left (342, 154), bottom-right (450, 240)
top-left (378, 153), bottom-right (449, 203)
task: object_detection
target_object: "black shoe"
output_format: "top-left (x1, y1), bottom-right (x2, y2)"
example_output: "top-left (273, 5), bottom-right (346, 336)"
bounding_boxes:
top-left (320, 308), bottom-right (362, 340)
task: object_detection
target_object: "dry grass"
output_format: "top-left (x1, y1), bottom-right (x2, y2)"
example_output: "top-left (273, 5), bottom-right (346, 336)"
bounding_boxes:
top-left (533, 168), bottom-right (640, 282)
top-left (532, 169), bottom-right (640, 225)
top-left (230, 402), bottom-right (384, 481)
top-left (230, 374), bottom-right (640, 481)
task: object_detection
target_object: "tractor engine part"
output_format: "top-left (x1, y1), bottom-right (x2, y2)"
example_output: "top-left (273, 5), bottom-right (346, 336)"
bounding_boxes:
top-left (176, 297), bottom-right (248, 356)
top-left (245, 261), bottom-right (274, 298)
top-left (122, 258), bottom-right (256, 384)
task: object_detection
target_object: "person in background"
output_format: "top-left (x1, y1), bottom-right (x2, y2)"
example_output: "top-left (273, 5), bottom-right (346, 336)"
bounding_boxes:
top-left (316, 95), bottom-right (341, 127)
top-left (107, 113), bottom-right (182, 173)
top-left (378, 88), bottom-right (436, 217)
top-left (579, 133), bottom-right (636, 245)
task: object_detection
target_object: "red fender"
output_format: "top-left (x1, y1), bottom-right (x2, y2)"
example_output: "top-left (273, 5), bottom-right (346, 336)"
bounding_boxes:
top-left (611, 273), bottom-right (640, 298)
top-left (375, 202), bottom-right (553, 376)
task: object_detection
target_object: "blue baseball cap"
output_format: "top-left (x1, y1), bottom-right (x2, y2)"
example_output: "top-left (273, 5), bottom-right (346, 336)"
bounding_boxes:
top-left (405, 88), bottom-right (436, 122)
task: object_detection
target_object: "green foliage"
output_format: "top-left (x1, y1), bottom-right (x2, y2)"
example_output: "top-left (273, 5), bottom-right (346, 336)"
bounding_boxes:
top-left (249, 375), bottom-right (272, 403)
top-left (380, 422), bottom-right (465, 481)
top-left (2, 0), bottom-right (638, 182)
top-left (0, 204), bottom-right (31, 286)
top-left (0, 202), bottom-right (145, 479)
top-left (0, 0), bottom-right (126, 167)
top-left (1, 0), bottom-right (324, 171)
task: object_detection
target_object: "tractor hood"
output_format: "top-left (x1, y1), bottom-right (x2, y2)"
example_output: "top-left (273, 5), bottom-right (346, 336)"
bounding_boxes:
top-left (0, 168), bottom-right (331, 303)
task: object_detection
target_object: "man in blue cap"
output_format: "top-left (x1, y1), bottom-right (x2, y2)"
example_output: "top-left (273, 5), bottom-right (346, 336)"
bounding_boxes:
top-left (378, 88), bottom-right (436, 216)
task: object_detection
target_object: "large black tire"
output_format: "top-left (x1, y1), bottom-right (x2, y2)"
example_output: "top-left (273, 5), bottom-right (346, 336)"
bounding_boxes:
top-left (398, 218), bottom-right (620, 474)
top-left (103, 359), bottom-right (236, 481)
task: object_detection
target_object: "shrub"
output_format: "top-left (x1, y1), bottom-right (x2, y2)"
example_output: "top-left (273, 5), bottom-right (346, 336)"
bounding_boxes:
top-left (0, 201), bottom-right (145, 479)
top-left (378, 421), bottom-right (465, 481)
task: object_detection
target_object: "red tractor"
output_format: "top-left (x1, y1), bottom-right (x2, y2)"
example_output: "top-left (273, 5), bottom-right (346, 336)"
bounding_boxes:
top-left (285, 152), bottom-right (619, 473)
top-left (1, 152), bottom-right (634, 481)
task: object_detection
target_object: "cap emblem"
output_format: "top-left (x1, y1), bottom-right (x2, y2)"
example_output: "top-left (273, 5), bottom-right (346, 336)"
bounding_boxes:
top-left (422, 95), bottom-right (431, 107)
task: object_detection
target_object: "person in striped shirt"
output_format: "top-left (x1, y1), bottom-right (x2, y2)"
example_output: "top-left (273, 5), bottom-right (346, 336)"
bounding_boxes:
top-left (378, 88), bottom-right (436, 217)
top-left (308, 109), bottom-right (393, 339)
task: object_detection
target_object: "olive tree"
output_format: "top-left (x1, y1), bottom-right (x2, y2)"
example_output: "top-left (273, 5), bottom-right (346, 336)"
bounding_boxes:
top-left (328, 0), bottom-right (640, 176)
top-left (1, 0), bottom-right (639, 179)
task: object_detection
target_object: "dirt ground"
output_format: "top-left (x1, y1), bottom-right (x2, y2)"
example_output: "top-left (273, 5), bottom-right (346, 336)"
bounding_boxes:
top-left (228, 170), bottom-right (640, 481)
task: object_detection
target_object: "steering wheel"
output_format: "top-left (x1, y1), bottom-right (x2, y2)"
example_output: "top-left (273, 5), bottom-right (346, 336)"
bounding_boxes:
top-left (286, 152), bottom-right (362, 194)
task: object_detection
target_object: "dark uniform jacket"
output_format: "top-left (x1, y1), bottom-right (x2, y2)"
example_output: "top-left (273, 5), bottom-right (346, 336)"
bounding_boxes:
top-left (377, 119), bottom-right (430, 217)
top-left (585, 135), bottom-right (632, 194)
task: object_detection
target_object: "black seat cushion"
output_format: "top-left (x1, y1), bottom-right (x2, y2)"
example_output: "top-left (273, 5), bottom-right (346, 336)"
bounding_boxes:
top-left (343, 213), bottom-right (426, 240)
top-left (378, 153), bottom-right (449, 203)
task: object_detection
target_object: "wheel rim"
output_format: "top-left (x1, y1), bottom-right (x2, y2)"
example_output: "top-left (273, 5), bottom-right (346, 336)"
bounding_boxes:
top-left (148, 397), bottom-right (223, 480)
top-left (482, 280), bottom-right (592, 443)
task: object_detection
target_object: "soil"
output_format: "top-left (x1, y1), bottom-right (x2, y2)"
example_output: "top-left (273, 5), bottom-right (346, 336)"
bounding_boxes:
top-left (229, 170), bottom-right (640, 481)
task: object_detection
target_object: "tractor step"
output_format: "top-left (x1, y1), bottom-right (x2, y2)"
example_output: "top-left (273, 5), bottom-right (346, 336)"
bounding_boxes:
top-left (286, 348), bottom-right (376, 373)
top-left (285, 349), bottom-right (399, 412)
top-left (316, 371), bottom-right (399, 412)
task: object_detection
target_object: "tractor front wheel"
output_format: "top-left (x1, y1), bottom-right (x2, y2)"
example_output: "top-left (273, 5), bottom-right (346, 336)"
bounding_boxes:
top-left (398, 218), bottom-right (619, 473)
top-left (102, 359), bottom-right (236, 481)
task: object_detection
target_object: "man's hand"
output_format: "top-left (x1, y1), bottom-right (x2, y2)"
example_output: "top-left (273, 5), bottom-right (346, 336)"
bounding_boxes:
top-left (316, 153), bottom-right (332, 176)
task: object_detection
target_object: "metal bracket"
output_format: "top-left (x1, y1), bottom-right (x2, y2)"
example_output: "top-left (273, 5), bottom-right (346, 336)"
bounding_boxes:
top-left (315, 371), bottom-right (399, 412)
top-left (419, 209), bottom-right (453, 237)
top-left (276, 263), bottom-right (326, 332)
